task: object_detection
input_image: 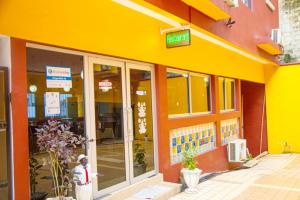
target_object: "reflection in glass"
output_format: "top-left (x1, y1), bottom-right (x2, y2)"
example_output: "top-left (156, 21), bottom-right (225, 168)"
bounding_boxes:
top-left (0, 71), bottom-right (9, 200)
top-left (93, 64), bottom-right (126, 190)
top-left (219, 77), bottom-right (225, 111)
top-left (167, 71), bottom-right (189, 115)
top-left (226, 79), bottom-right (235, 110)
top-left (190, 75), bottom-right (211, 113)
top-left (27, 48), bottom-right (85, 198)
top-left (219, 77), bottom-right (235, 111)
top-left (130, 69), bottom-right (154, 177)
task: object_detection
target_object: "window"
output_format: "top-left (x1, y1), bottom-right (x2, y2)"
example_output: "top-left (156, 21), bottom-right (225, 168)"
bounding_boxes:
top-left (219, 77), bottom-right (235, 112)
top-left (27, 93), bottom-right (36, 118)
top-left (27, 47), bottom-right (85, 197)
top-left (243, 0), bottom-right (252, 9)
top-left (190, 74), bottom-right (211, 113)
top-left (167, 69), bottom-right (211, 116)
top-left (167, 70), bottom-right (189, 115)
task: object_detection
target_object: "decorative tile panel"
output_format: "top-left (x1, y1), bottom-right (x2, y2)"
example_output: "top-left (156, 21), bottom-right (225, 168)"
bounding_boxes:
top-left (221, 118), bottom-right (239, 145)
top-left (170, 123), bottom-right (216, 165)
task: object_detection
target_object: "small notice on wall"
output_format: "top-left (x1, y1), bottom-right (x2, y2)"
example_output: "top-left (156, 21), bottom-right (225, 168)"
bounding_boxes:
top-left (45, 92), bottom-right (60, 115)
top-left (46, 66), bottom-right (72, 88)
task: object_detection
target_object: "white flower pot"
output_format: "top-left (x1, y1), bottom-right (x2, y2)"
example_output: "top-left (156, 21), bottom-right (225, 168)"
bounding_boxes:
top-left (181, 168), bottom-right (202, 193)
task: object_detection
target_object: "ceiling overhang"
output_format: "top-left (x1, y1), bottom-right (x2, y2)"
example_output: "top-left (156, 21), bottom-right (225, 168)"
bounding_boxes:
top-left (181, 0), bottom-right (231, 21)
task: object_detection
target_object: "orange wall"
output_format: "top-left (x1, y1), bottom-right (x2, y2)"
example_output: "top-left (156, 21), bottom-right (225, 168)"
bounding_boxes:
top-left (11, 38), bottom-right (30, 200)
top-left (156, 65), bottom-right (242, 182)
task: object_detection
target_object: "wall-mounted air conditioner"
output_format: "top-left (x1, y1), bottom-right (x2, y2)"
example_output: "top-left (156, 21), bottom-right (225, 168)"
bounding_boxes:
top-left (227, 139), bottom-right (247, 162)
top-left (271, 29), bottom-right (282, 44)
top-left (225, 0), bottom-right (239, 7)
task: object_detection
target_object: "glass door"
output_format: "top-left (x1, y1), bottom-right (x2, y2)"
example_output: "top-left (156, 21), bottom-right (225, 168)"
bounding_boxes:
top-left (88, 57), bottom-right (157, 198)
top-left (88, 57), bottom-right (130, 197)
top-left (125, 63), bottom-right (156, 183)
top-left (0, 68), bottom-right (11, 200)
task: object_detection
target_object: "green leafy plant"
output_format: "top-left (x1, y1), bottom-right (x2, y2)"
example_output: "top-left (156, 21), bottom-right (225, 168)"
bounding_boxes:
top-left (134, 143), bottom-right (147, 166)
top-left (182, 150), bottom-right (198, 170)
top-left (29, 157), bottom-right (43, 194)
top-left (35, 120), bottom-right (87, 199)
top-left (283, 54), bottom-right (292, 63)
top-left (246, 153), bottom-right (253, 161)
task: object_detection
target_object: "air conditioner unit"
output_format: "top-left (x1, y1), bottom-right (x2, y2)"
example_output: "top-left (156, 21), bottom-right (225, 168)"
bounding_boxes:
top-left (225, 0), bottom-right (239, 7)
top-left (227, 139), bottom-right (247, 162)
top-left (271, 29), bottom-right (282, 44)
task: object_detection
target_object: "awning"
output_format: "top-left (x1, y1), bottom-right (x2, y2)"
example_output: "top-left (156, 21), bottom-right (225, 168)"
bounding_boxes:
top-left (257, 43), bottom-right (282, 55)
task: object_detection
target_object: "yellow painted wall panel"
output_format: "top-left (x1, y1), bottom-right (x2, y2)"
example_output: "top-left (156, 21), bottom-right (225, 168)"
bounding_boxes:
top-left (266, 64), bottom-right (300, 153)
top-left (0, 0), bottom-right (267, 83)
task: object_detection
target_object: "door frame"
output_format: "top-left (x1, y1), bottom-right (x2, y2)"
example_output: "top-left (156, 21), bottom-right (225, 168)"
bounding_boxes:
top-left (0, 66), bottom-right (12, 200)
top-left (87, 56), bottom-right (131, 197)
top-left (125, 62), bottom-right (158, 184)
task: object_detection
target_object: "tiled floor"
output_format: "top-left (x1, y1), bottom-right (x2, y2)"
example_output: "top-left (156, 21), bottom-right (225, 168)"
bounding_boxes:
top-left (170, 154), bottom-right (300, 200)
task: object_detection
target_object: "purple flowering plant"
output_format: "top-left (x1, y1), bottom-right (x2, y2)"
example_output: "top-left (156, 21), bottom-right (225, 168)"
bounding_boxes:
top-left (35, 119), bottom-right (87, 199)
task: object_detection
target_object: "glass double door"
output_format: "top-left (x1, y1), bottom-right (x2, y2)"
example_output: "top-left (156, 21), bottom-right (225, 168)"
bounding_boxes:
top-left (87, 57), bottom-right (156, 197)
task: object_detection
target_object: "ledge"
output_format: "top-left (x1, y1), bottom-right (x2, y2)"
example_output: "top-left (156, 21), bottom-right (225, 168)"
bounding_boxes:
top-left (257, 43), bottom-right (282, 55)
top-left (181, 0), bottom-right (230, 21)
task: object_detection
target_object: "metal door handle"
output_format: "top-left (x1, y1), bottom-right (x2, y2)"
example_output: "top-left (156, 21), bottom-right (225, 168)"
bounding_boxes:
top-left (88, 138), bottom-right (95, 142)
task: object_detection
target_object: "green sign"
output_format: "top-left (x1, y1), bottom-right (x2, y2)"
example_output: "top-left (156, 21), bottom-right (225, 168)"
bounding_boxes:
top-left (166, 29), bottom-right (191, 48)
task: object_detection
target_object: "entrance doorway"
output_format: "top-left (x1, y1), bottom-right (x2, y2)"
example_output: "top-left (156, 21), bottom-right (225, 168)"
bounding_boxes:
top-left (87, 57), bottom-right (157, 197)
top-left (26, 45), bottom-right (157, 198)
top-left (0, 67), bottom-right (11, 200)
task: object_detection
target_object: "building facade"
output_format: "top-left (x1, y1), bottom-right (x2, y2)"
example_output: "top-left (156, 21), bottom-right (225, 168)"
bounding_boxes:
top-left (0, 0), bottom-right (281, 199)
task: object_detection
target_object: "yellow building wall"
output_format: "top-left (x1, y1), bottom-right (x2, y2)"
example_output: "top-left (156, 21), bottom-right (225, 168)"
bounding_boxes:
top-left (0, 0), bottom-right (268, 83)
top-left (266, 64), bottom-right (300, 153)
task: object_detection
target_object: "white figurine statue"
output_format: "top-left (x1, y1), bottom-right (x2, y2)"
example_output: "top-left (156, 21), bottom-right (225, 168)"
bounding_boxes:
top-left (73, 154), bottom-right (98, 200)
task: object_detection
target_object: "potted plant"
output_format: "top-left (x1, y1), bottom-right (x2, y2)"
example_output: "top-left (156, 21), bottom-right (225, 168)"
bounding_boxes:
top-left (181, 150), bottom-right (202, 193)
top-left (134, 143), bottom-right (147, 177)
top-left (35, 119), bottom-right (87, 200)
top-left (30, 157), bottom-right (48, 200)
top-left (144, 133), bottom-right (148, 142)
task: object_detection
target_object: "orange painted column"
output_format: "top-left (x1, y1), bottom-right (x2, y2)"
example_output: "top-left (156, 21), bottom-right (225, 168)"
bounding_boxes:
top-left (154, 65), bottom-right (170, 176)
top-left (213, 75), bottom-right (222, 147)
top-left (11, 38), bottom-right (30, 200)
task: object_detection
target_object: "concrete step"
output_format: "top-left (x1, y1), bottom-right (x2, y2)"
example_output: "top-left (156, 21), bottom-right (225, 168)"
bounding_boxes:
top-left (126, 182), bottom-right (181, 200)
top-left (101, 174), bottom-right (181, 200)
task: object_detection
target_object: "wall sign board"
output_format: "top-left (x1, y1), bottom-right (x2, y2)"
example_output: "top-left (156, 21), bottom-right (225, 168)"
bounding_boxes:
top-left (46, 66), bottom-right (72, 88)
top-left (166, 29), bottom-right (191, 48)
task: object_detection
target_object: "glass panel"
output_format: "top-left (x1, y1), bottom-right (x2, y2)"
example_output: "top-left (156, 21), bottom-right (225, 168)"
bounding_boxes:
top-left (167, 71), bottom-right (189, 115)
top-left (93, 64), bottom-right (126, 190)
top-left (219, 77), bottom-right (225, 111)
top-left (0, 70), bottom-right (8, 200)
top-left (130, 69), bottom-right (154, 177)
top-left (225, 79), bottom-right (235, 110)
top-left (191, 75), bottom-right (211, 113)
top-left (27, 48), bottom-right (85, 198)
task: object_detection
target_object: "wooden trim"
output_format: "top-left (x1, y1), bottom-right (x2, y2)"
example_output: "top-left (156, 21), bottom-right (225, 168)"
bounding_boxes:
top-left (0, 66), bottom-right (12, 200)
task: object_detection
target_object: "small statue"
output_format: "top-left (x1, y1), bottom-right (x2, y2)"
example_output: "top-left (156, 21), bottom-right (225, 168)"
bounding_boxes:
top-left (73, 154), bottom-right (98, 200)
